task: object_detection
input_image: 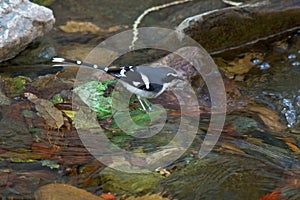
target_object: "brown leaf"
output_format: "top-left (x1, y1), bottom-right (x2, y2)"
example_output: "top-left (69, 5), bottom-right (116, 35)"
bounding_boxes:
top-left (59, 20), bottom-right (126, 34)
top-left (260, 191), bottom-right (281, 200)
top-left (125, 194), bottom-right (170, 200)
top-left (221, 143), bottom-right (245, 154)
top-left (217, 52), bottom-right (263, 79)
top-left (247, 106), bottom-right (286, 133)
top-left (99, 193), bottom-right (116, 200)
top-left (285, 142), bottom-right (300, 154)
top-left (25, 93), bottom-right (64, 129)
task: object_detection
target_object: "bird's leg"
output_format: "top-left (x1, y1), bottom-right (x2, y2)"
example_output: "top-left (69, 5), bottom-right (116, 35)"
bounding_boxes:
top-left (142, 98), bottom-right (152, 111)
top-left (137, 96), bottom-right (151, 112)
top-left (137, 95), bottom-right (147, 112)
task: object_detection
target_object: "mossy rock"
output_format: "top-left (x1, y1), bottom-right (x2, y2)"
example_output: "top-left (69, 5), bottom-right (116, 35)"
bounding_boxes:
top-left (30, 0), bottom-right (56, 6)
top-left (161, 154), bottom-right (288, 200)
top-left (100, 167), bottom-right (164, 196)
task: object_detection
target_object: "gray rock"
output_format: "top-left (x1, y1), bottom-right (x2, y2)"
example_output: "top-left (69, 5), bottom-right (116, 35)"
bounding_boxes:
top-left (0, 0), bottom-right (55, 62)
top-left (176, 0), bottom-right (300, 54)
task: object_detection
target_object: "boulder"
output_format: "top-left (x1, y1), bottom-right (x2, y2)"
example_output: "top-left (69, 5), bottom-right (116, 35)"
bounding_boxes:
top-left (176, 1), bottom-right (300, 55)
top-left (34, 183), bottom-right (104, 200)
top-left (0, 0), bottom-right (55, 62)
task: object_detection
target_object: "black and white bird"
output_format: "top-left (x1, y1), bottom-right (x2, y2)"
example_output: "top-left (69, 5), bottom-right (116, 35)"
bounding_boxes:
top-left (52, 57), bottom-right (183, 111)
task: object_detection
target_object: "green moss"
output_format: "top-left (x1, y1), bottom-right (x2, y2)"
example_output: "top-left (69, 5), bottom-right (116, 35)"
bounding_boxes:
top-left (5, 76), bottom-right (31, 97)
top-left (51, 93), bottom-right (64, 104)
top-left (100, 167), bottom-right (163, 195)
top-left (73, 80), bottom-right (117, 120)
top-left (41, 160), bottom-right (60, 169)
top-left (30, 0), bottom-right (56, 6)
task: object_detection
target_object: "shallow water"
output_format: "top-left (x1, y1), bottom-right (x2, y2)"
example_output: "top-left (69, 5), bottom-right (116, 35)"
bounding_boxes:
top-left (243, 30), bottom-right (300, 129)
top-left (1, 0), bottom-right (300, 199)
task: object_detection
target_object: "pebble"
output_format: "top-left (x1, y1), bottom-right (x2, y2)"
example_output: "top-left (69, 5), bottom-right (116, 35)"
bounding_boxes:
top-left (288, 54), bottom-right (296, 59)
top-left (291, 61), bottom-right (300, 66)
top-left (251, 58), bottom-right (260, 65)
top-left (259, 62), bottom-right (271, 70)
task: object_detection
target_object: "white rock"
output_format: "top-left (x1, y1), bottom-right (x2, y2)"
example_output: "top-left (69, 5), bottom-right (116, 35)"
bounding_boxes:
top-left (0, 0), bottom-right (55, 62)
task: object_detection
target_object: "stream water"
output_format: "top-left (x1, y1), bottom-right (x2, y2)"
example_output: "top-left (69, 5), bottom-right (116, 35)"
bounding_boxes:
top-left (0, 0), bottom-right (300, 199)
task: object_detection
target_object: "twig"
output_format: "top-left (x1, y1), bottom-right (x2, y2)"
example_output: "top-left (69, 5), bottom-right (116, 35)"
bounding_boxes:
top-left (130, 0), bottom-right (192, 49)
top-left (222, 0), bottom-right (243, 7)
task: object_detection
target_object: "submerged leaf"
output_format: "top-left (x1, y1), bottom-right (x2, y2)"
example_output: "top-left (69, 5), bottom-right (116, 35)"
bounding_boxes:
top-left (52, 93), bottom-right (64, 104)
top-left (5, 76), bottom-right (31, 97)
top-left (260, 191), bottom-right (281, 200)
top-left (74, 80), bottom-right (116, 120)
top-left (126, 194), bottom-right (170, 200)
top-left (59, 20), bottom-right (126, 34)
top-left (285, 142), bottom-right (300, 154)
top-left (25, 93), bottom-right (64, 129)
top-left (41, 160), bottom-right (60, 169)
top-left (217, 53), bottom-right (263, 79)
top-left (247, 106), bottom-right (286, 133)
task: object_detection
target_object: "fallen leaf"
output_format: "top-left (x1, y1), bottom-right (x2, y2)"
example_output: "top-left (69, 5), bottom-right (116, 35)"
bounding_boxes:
top-left (285, 142), bottom-right (300, 154)
top-left (217, 52), bottom-right (263, 79)
top-left (247, 106), bottom-right (286, 133)
top-left (4, 76), bottom-right (31, 97)
top-left (260, 190), bottom-right (281, 200)
top-left (25, 93), bottom-right (64, 129)
top-left (125, 194), bottom-right (170, 200)
top-left (155, 167), bottom-right (171, 177)
top-left (61, 110), bottom-right (76, 121)
top-left (246, 137), bottom-right (265, 146)
top-left (221, 143), bottom-right (245, 154)
top-left (59, 20), bottom-right (126, 34)
top-left (100, 193), bottom-right (116, 200)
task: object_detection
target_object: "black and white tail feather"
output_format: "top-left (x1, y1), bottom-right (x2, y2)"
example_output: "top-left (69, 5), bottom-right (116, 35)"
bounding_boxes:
top-left (52, 57), bottom-right (182, 111)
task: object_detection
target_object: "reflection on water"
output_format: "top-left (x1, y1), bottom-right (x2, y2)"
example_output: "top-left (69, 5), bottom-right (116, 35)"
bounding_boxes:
top-left (244, 30), bottom-right (300, 129)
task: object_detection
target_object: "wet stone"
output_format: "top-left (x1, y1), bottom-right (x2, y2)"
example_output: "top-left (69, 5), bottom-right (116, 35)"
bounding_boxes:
top-left (0, 0), bottom-right (55, 62)
top-left (34, 183), bottom-right (104, 200)
top-left (177, 2), bottom-right (300, 54)
top-left (0, 118), bottom-right (31, 151)
top-left (100, 167), bottom-right (163, 196)
top-left (251, 58), bottom-right (260, 65)
top-left (288, 54), bottom-right (297, 59)
top-left (258, 62), bottom-right (271, 70)
top-left (291, 61), bottom-right (300, 66)
top-left (161, 154), bottom-right (288, 200)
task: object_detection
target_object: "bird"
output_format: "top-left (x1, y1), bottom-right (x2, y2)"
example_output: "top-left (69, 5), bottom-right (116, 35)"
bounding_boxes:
top-left (52, 57), bottom-right (183, 111)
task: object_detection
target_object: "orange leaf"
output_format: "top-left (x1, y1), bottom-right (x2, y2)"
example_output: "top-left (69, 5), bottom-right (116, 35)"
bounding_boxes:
top-left (285, 142), bottom-right (300, 154)
top-left (247, 106), bottom-right (286, 133)
top-left (25, 92), bottom-right (64, 129)
top-left (260, 191), bottom-right (281, 200)
top-left (100, 193), bottom-right (116, 200)
top-left (221, 143), bottom-right (244, 153)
